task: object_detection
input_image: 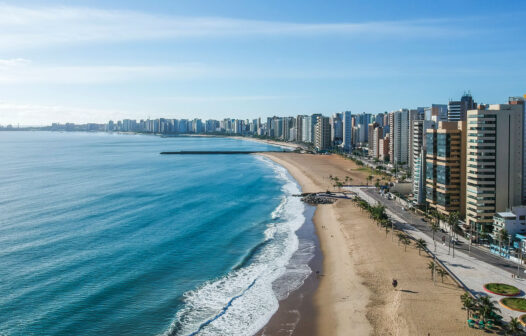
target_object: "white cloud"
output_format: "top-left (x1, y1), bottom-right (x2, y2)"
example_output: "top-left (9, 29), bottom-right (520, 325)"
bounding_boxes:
top-left (0, 59), bottom-right (222, 83)
top-left (0, 4), bottom-right (466, 50)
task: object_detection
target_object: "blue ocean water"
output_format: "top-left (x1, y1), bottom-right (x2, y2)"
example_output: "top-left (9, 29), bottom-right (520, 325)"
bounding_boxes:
top-left (0, 132), bottom-right (311, 336)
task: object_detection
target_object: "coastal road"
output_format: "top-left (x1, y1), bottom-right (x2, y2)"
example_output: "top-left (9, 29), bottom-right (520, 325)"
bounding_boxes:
top-left (362, 188), bottom-right (523, 276)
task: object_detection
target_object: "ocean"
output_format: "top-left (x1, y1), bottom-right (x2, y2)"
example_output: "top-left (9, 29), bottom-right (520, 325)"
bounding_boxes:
top-left (0, 132), bottom-right (314, 336)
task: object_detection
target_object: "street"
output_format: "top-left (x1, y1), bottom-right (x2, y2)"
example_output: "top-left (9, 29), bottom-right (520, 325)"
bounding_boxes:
top-left (362, 188), bottom-right (523, 275)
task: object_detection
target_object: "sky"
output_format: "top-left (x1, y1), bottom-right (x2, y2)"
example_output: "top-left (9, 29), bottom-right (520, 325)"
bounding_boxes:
top-left (0, 0), bottom-right (525, 126)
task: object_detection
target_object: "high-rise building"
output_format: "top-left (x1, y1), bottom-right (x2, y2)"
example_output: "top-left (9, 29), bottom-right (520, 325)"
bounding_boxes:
top-left (368, 122), bottom-right (379, 157)
top-left (355, 112), bottom-right (372, 143)
top-left (388, 109), bottom-right (409, 165)
top-left (426, 121), bottom-right (466, 216)
top-left (314, 116), bottom-right (331, 151)
top-left (372, 126), bottom-right (383, 159)
top-left (301, 116), bottom-right (312, 143)
top-left (408, 108), bottom-right (425, 171)
top-left (412, 120), bottom-right (435, 205)
top-left (378, 134), bottom-right (390, 162)
top-left (465, 104), bottom-right (524, 237)
top-left (448, 93), bottom-right (476, 121)
top-left (342, 111), bottom-right (352, 152)
top-left (331, 113), bottom-right (343, 146)
top-left (425, 104), bottom-right (448, 123)
top-left (296, 115), bottom-right (304, 142)
top-left (375, 113), bottom-right (385, 127)
top-left (509, 96), bottom-right (526, 204)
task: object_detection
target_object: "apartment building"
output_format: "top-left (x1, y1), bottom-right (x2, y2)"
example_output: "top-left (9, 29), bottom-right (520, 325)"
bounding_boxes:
top-left (426, 121), bottom-right (466, 216)
top-left (465, 104), bottom-right (524, 236)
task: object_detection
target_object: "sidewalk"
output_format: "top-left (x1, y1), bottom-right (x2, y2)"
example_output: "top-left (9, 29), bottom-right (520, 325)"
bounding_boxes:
top-left (351, 187), bottom-right (526, 322)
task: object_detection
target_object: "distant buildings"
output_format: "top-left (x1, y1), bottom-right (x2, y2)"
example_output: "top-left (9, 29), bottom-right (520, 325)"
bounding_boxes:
top-left (36, 91), bottom-right (526, 248)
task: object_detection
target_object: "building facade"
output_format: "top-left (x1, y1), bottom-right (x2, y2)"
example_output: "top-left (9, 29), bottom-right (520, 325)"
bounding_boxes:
top-left (465, 104), bottom-right (524, 237)
top-left (426, 121), bottom-right (466, 216)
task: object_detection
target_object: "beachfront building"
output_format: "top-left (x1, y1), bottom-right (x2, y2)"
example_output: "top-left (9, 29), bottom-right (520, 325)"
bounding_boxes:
top-left (492, 206), bottom-right (526, 240)
top-left (342, 111), bottom-right (352, 152)
top-left (295, 115), bottom-right (305, 142)
top-left (388, 109), bottom-right (409, 165)
top-left (314, 116), bottom-right (331, 151)
top-left (408, 108), bottom-right (425, 172)
top-left (426, 121), bottom-right (466, 216)
top-left (466, 104), bottom-right (525, 239)
top-left (412, 120), bottom-right (435, 205)
top-left (508, 97), bottom-right (526, 204)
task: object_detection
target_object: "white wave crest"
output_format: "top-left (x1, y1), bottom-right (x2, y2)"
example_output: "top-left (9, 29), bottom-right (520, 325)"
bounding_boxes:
top-left (162, 155), bottom-right (310, 336)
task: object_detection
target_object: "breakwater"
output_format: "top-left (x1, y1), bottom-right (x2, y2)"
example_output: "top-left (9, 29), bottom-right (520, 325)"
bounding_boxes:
top-left (160, 150), bottom-right (287, 154)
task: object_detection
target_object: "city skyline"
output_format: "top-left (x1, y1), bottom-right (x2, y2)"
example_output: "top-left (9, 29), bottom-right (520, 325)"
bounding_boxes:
top-left (1, 0), bottom-right (525, 125)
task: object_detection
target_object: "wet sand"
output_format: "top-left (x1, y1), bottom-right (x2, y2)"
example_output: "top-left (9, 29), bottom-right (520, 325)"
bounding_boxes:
top-left (259, 153), bottom-right (480, 336)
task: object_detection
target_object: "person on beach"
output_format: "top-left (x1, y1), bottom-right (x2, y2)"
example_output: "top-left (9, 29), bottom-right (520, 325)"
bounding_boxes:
top-left (392, 279), bottom-right (398, 289)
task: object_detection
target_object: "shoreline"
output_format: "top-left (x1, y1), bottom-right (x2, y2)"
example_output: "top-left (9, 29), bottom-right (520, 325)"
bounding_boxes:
top-left (256, 204), bottom-right (322, 336)
top-left (258, 152), bottom-right (479, 336)
top-left (258, 153), bottom-right (372, 336)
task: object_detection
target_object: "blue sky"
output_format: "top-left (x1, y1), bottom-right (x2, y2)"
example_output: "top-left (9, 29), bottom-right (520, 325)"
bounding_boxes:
top-left (0, 0), bottom-right (525, 125)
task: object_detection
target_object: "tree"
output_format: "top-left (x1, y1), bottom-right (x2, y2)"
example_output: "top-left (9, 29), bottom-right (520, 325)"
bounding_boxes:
top-left (436, 268), bottom-right (447, 283)
top-left (498, 228), bottom-right (510, 257)
top-left (397, 232), bottom-right (406, 246)
top-left (476, 296), bottom-right (501, 323)
top-left (506, 317), bottom-right (524, 335)
top-left (460, 293), bottom-right (476, 319)
top-left (447, 211), bottom-right (460, 238)
top-left (366, 175), bottom-right (373, 186)
top-left (427, 261), bottom-right (435, 280)
top-left (401, 236), bottom-right (411, 252)
top-left (415, 238), bottom-right (427, 255)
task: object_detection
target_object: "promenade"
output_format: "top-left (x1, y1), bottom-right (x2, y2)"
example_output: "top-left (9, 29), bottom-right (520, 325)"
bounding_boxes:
top-left (351, 187), bottom-right (526, 322)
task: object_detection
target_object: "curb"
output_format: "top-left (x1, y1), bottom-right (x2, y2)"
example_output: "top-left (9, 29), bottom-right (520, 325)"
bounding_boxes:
top-left (483, 284), bottom-right (521, 297)
top-left (499, 298), bottom-right (526, 312)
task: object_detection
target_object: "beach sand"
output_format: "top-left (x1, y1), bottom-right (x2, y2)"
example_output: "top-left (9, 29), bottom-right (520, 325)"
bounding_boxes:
top-left (261, 153), bottom-right (479, 336)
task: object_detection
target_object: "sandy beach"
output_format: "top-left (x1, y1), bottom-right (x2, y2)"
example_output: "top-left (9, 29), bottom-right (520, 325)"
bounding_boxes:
top-left (261, 153), bottom-right (479, 336)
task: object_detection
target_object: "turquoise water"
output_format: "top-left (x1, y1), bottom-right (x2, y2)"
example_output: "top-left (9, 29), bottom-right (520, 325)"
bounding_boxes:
top-left (0, 132), bottom-right (310, 336)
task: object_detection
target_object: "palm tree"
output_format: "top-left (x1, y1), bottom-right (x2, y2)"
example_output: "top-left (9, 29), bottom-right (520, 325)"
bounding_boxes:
top-left (401, 236), bottom-right (411, 252)
top-left (447, 211), bottom-right (460, 238)
top-left (460, 293), bottom-right (476, 319)
top-left (436, 268), bottom-right (447, 283)
top-left (415, 238), bottom-right (427, 255)
top-left (477, 296), bottom-right (501, 323)
top-left (427, 261), bottom-right (435, 280)
top-left (397, 232), bottom-right (406, 246)
top-left (498, 228), bottom-right (510, 257)
top-left (506, 317), bottom-right (524, 335)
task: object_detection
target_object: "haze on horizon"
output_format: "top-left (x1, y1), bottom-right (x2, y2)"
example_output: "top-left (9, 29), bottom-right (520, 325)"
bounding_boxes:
top-left (0, 0), bottom-right (525, 126)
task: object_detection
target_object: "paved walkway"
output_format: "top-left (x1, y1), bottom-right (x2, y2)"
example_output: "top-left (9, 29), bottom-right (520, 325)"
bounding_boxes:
top-left (350, 187), bottom-right (526, 322)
